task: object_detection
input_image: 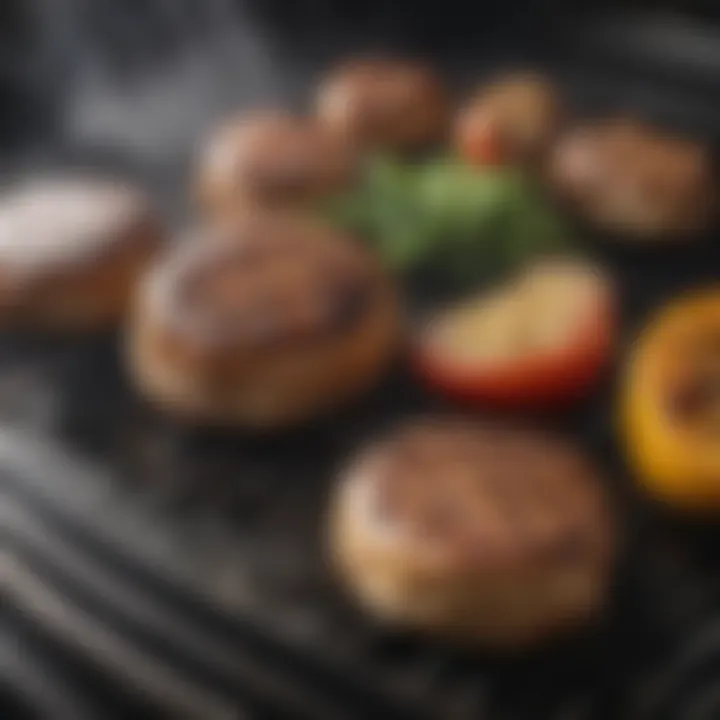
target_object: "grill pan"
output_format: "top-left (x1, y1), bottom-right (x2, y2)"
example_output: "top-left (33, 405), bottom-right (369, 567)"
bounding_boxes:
top-left (4, 5), bottom-right (720, 719)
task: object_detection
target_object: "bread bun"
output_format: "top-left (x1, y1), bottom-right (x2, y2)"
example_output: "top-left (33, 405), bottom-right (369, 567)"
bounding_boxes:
top-left (197, 111), bottom-right (358, 218)
top-left (0, 177), bottom-right (163, 331)
top-left (331, 419), bottom-right (615, 649)
top-left (456, 73), bottom-right (561, 165)
top-left (548, 119), bottom-right (715, 239)
top-left (316, 59), bottom-right (448, 153)
top-left (128, 214), bottom-right (401, 428)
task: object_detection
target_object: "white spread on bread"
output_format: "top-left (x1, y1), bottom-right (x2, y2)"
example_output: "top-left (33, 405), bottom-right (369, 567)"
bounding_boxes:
top-left (0, 178), bottom-right (148, 277)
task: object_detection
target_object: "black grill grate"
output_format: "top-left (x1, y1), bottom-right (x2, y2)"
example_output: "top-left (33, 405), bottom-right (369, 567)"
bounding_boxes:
top-left (3, 284), bottom-right (720, 720)
top-left (3, 7), bottom-right (720, 720)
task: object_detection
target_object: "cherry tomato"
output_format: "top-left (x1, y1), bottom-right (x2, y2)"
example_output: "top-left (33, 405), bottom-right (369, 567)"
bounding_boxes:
top-left (455, 107), bottom-right (507, 167)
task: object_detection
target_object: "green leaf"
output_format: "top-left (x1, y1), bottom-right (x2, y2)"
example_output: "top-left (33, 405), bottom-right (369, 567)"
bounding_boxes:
top-left (320, 154), bottom-right (581, 285)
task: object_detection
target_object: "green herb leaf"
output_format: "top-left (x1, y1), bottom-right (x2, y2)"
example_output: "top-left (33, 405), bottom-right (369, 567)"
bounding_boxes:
top-left (321, 155), bottom-right (579, 285)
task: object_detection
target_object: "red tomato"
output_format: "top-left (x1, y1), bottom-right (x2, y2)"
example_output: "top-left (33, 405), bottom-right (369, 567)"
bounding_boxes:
top-left (455, 107), bottom-right (507, 167)
top-left (414, 260), bottom-right (615, 408)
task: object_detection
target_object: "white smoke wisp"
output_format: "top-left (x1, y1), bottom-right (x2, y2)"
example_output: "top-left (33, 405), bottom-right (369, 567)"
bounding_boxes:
top-left (55, 1), bottom-right (291, 166)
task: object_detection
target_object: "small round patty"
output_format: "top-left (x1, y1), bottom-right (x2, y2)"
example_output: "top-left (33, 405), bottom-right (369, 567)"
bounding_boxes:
top-left (197, 111), bottom-right (358, 216)
top-left (147, 216), bottom-right (378, 352)
top-left (129, 215), bottom-right (401, 428)
top-left (331, 419), bottom-right (615, 648)
top-left (316, 59), bottom-right (448, 153)
top-left (548, 119), bottom-right (715, 239)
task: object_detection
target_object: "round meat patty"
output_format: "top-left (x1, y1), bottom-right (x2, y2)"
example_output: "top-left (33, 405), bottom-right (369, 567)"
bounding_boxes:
top-left (0, 177), bottom-right (163, 331)
top-left (315, 59), bottom-right (448, 153)
top-left (330, 419), bottom-right (616, 649)
top-left (196, 111), bottom-right (358, 219)
top-left (128, 214), bottom-right (401, 428)
top-left (548, 119), bottom-right (716, 240)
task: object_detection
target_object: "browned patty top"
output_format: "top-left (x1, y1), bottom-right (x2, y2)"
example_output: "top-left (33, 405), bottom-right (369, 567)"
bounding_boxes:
top-left (148, 216), bottom-right (381, 352)
top-left (200, 111), bottom-right (357, 205)
top-left (317, 59), bottom-right (448, 150)
top-left (362, 419), bottom-right (613, 571)
top-left (550, 119), bottom-right (712, 232)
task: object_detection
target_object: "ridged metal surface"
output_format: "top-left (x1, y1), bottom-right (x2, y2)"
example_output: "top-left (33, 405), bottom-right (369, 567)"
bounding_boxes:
top-left (3, 7), bottom-right (720, 719)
